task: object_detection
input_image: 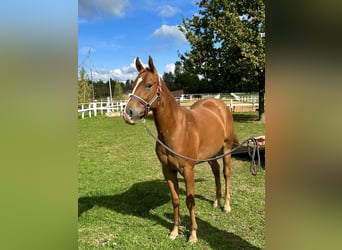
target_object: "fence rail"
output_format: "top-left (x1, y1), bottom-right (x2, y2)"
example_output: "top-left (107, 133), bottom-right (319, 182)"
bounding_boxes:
top-left (78, 100), bottom-right (128, 119)
top-left (78, 99), bottom-right (259, 119)
top-left (227, 100), bottom-right (259, 112)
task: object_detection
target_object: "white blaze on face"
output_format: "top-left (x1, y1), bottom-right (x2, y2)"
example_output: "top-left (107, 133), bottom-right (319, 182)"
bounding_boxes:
top-left (125, 76), bottom-right (144, 118)
top-left (132, 76), bottom-right (143, 95)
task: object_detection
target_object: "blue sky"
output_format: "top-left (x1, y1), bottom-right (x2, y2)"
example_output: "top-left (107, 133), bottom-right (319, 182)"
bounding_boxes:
top-left (78, 0), bottom-right (198, 82)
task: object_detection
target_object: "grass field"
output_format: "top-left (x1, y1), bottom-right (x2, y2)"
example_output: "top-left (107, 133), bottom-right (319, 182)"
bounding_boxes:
top-left (78, 112), bottom-right (265, 249)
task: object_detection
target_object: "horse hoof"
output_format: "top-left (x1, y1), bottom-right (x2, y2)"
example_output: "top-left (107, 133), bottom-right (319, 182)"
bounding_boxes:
top-left (213, 199), bottom-right (221, 208)
top-left (213, 201), bottom-right (218, 208)
top-left (188, 235), bottom-right (197, 244)
top-left (168, 231), bottom-right (178, 240)
top-left (188, 230), bottom-right (197, 243)
top-left (223, 205), bottom-right (231, 213)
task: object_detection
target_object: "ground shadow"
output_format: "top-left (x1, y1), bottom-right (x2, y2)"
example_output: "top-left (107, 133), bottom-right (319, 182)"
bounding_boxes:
top-left (164, 212), bottom-right (261, 250)
top-left (78, 180), bottom-right (171, 230)
top-left (79, 180), bottom-right (260, 249)
top-left (232, 113), bottom-right (260, 122)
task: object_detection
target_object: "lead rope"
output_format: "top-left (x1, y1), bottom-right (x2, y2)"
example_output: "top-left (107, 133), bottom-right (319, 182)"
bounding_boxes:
top-left (142, 119), bottom-right (261, 175)
top-left (247, 139), bottom-right (261, 175)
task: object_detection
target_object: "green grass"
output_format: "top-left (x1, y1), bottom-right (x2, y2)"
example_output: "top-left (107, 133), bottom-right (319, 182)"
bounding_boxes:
top-left (78, 112), bottom-right (265, 249)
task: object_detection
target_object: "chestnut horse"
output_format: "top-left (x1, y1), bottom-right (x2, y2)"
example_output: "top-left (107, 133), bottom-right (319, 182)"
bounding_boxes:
top-left (123, 56), bottom-right (237, 243)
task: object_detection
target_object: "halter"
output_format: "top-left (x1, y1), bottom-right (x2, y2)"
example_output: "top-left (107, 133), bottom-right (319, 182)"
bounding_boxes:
top-left (128, 76), bottom-right (161, 118)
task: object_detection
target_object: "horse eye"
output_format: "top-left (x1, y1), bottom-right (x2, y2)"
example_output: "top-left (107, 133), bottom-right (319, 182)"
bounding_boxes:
top-left (145, 83), bottom-right (153, 89)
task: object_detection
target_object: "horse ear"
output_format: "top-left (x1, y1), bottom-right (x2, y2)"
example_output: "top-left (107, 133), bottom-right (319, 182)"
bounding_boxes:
top-left (135, 57), bottom-right (144, 72)
top-left (148, 56), bottom-right (156, 73)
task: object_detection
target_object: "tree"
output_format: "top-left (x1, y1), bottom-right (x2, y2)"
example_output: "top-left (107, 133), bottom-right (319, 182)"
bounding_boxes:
top-left (162, 71), bottom-right (176, 90)
top-left (173, 61), bottom-right (201, 93)
top-left (124, 79), bottom-right (133, 92)
top-left (179, 0), bottom-right (265, 119)
top-left (78, 67), bottom-right (92, 103)
top-left (113, 82), bottom-right (123, 100)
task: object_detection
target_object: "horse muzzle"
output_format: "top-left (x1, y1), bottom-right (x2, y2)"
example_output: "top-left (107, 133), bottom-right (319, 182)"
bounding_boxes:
top-left (123, 111), bottom-right (135, 125)
top-left (123, 106), bottom-right (144, 125)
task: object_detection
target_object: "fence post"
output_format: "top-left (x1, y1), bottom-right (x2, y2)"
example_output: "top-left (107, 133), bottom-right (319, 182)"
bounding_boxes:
top-left (93, 102), bottom-right (97, 117)
top-left (229, 99), bottom-right (233, 112)
top-left (81, 104), bottom-right (85, 119)
top-left (120, 101), bottom-right (125, 113)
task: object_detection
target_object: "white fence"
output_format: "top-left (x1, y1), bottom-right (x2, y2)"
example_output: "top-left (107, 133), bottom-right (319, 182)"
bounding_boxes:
top-left (78, 94), bottom-right (259, 119)
top-left (230, 92), bottom-right (258, 103)
top-left (236, 96), bottom-right (258, 103)
top-left (226, 99), bottom-right (259, 112)
top-left (78, 100), bottom-right (128, 119)
top-left (176, 93), bottom-right (221, 101)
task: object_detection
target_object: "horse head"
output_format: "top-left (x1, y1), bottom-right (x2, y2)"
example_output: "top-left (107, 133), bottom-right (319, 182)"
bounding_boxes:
top-left (123, 56), bottom-right (161, 125)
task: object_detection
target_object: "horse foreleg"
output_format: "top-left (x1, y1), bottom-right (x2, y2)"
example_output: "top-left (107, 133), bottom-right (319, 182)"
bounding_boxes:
top-left (162, 166), bottom-right (180, 240)
top-left (223, 154), bottom-right (232, 213)
top-left (184, 165), bottom-right (198, 243)
top-left (209, 160), bottom-right (222, 208)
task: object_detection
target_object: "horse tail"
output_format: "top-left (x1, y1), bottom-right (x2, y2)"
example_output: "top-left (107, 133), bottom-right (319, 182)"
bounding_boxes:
top-left (225, 105), bottom-right (239, 148)
top-left (232, 134), bottom-right (239, 148)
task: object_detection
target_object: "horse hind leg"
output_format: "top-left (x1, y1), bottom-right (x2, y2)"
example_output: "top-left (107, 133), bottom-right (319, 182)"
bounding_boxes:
top-left (222, 151), bottom-right (232, 213)
top-left (223, 106), bottom-right (235, 213)
top-left (183, 165), bottom-right (198, 243)
top-left (208, 160), bottom-right (222, 208)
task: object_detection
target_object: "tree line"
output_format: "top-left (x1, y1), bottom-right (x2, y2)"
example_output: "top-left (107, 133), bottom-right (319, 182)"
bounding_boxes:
top-left (162, 61), bottom-right (258, 93)
top-left (78, 67), bottom-right (132, 103)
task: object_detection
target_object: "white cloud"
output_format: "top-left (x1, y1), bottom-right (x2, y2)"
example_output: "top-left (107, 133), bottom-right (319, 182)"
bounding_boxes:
top-left (92, 63), bottom-right (138, 82)
top-left (157, 5), bottom-right (180, 17)
top-left (151, 24), bottom-right (187, 46)
top-left (78, 0), bottom-right (130, 21)
top-left (164, 63), bottom-right (175, 74)
top-left (91, 60), bottom-right (172, 82)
